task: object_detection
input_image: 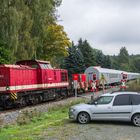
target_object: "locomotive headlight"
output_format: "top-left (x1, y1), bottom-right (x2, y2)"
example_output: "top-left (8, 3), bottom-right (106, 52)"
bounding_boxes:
top-left (6, 86), bottom-right (10, 90)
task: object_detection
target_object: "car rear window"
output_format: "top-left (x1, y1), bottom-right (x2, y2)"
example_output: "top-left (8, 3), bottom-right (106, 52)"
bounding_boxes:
top-left (113, 94), bottom-right (130, 106)
top-left (132, 95), bottom-right (140, 105)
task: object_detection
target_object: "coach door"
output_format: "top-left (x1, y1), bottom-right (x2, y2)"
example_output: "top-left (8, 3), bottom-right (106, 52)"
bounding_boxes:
top-left (88, 72), bottom-right (93, 81)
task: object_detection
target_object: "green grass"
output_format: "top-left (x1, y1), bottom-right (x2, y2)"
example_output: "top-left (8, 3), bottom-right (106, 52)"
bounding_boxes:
top-left (127, 79), bottom-right (140, 91)
top-left (0, 98), bottom-right (86, 140)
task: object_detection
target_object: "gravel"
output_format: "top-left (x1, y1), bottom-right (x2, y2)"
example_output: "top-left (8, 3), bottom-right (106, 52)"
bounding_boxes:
top-left (44, 120), bottom-right (140, 140)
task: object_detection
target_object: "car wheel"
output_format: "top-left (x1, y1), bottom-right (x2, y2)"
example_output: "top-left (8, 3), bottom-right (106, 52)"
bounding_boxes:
top-left (132, 114), bottom-right (140, 127)
top-left (77, 112), bottom-right (90, 124)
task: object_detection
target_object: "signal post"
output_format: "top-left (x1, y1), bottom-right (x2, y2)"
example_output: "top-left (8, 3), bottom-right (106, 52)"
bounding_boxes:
top-left (90, 74), bottom-right (97, 100)
top-left (120, 73), bottom-right (127, 90)
top-left (72, 74), bottom-right (78, 97)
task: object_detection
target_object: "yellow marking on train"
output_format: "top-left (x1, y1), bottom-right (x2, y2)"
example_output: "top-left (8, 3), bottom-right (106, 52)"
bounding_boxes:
top-left (10, 92), bottom-right (17, 100)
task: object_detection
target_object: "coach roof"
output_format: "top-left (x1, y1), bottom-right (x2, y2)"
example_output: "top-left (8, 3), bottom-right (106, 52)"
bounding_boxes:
top-left (93, 66), bottom-right (125, 74)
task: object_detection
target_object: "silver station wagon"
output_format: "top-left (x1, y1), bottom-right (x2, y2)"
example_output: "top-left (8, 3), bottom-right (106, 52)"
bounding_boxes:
top-left (69, 92), bottom-right (140, 126)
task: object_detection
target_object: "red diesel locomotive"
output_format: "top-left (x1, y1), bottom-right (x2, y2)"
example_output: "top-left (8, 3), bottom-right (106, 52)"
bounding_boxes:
top-left (0, 60), bottom-right (69, 108)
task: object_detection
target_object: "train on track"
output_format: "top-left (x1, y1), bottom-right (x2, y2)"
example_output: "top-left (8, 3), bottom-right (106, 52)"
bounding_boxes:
top-left (0, 59), bottom-right (139, 109)
top-left (85, 66), bottom-right (140, 84)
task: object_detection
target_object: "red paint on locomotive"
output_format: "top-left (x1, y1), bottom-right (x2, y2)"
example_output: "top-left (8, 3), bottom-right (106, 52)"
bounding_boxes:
top-left (0, 60), bottom-right (69, 94)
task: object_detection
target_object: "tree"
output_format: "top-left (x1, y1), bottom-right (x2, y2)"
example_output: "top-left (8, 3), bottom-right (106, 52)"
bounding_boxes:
top-left (133, 58), bottom-right (140, 73)
top-left (0, 41), bottom-right (11, 64)
top-left (62, 42), bottom-right (86, 77)
top-left (103, 55), bottom-right (111, 68)
top-left (38, 24), bottom-right (70, 62)
top-left (111, 55), bottom-right (120, 70)
top-left (0, 0), bottom-right (69, 64)
top-left (118, 47), bottom-right (129, 63)
top-left (95, 50), bottom-right (104, 67)
top-left (118, 47), bottom-right (130, 71)
top-left (77, 38), bottom-right (96, 68)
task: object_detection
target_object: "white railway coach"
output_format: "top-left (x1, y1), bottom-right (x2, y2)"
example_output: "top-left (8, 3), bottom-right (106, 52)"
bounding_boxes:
top-left (127, 72), bottom-right (140, 80)
top-left (84, 66), bottom-right (139, 85)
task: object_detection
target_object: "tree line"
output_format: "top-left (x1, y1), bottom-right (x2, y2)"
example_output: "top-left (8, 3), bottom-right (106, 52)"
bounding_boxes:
top-left (61, 39), bottom-right (140, 76)
top-left (0, 0), bottom-right (139, 75)
top-left (0, 0), bottom-right (70, 63)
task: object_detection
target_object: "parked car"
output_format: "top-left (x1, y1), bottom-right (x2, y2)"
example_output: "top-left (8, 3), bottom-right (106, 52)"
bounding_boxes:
top-left (69, 92), bottom-right (140, 126)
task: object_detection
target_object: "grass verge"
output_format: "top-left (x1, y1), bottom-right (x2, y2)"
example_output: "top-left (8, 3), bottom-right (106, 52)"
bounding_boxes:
top-left (127, 79), bottom-right (140, 92)
top-left (0, 98), bottom-right (87, 140)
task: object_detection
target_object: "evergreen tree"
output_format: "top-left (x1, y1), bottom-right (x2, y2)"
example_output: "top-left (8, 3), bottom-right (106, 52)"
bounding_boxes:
top-left (103, 55), bottom-right (111, 68)
top-left (118, 47), bottom-right (129, 63)
top-left (111, 55), bottom-right (120, 70)
top-left (133, 58), bottom-right (140, 73)
top-left (62, 42), bottom-right (85, 77)
top-left (118, 47), bottom-right (130, 71)
top-left (77, 38), bottom-right (96, 68)
top-left (95, 50), bottom-right (104, 67)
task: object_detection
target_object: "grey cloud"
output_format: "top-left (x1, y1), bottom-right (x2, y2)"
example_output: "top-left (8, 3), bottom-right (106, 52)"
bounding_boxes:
top-left (58, 0), bottom-right (140, 55)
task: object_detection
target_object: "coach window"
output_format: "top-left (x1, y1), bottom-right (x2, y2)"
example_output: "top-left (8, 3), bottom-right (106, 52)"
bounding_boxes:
top-left (113, 95), bottom-right (131, 106)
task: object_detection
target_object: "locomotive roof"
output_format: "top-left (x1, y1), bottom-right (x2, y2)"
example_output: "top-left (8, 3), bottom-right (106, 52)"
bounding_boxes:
top-left (0, 64), bottom-right (34, 69)
top-left (35, 60), bottom-right (50, 64)
top-left (16, 59), bottom-right (50, 64)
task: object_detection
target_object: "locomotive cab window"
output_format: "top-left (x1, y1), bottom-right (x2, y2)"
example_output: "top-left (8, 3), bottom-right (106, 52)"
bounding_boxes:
top-left (61, 72), bottom-right (67, 82)
top-left (40, 64), bottom-right (53, 69)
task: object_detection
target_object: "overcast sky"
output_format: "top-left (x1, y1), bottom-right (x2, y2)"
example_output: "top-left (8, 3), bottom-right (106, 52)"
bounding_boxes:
top-left (58, 0), bottom-right (140, 55)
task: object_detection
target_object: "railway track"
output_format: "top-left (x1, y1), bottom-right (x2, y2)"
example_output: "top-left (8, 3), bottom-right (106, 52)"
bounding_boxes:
top-left (0, 87), bottom-right (120, 127)
top-left (0, 87), bottom-right (120, 113)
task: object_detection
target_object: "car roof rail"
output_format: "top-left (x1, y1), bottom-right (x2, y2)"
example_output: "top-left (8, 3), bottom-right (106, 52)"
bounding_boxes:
top-left (110, 90), bottom-right (119, 94)
top-left (111, 88), bottom-right (124, 93)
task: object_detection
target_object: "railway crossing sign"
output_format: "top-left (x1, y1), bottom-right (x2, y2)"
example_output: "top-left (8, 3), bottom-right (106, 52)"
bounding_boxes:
top-left (120, 80), bottom-right (127, 89)
top-left (91, 81), bottom-right (97, 92)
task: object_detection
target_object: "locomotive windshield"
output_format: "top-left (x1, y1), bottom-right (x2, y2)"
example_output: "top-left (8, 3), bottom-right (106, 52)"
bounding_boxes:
top-left (40, 63), bottom-right (53, 69)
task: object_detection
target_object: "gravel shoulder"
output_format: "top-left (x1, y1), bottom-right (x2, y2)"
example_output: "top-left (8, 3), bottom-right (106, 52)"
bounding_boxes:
top-left (44, 120), bottom-right (140, 140)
